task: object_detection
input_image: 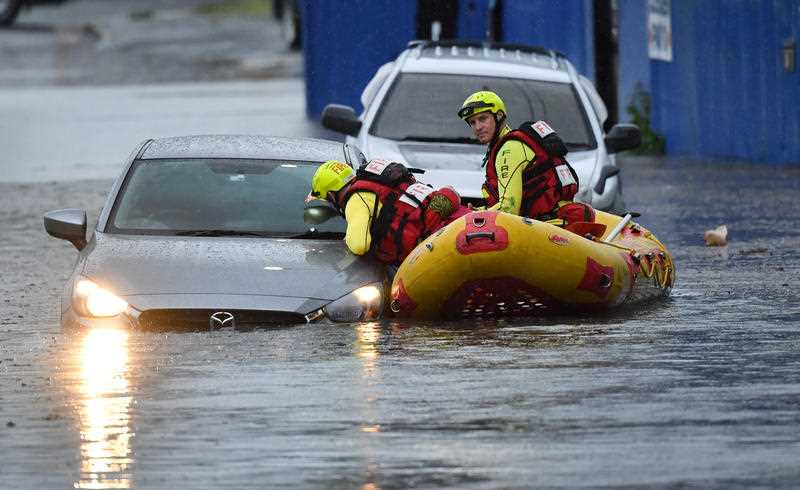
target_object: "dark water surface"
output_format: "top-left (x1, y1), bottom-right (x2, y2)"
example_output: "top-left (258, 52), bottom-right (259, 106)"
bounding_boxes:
top-left (2, 157), bottom-right (800, 489)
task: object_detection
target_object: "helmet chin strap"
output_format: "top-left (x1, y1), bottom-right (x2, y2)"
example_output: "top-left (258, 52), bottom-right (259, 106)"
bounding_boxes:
top-left (488, 112), bottom-right (506, 147)
top-left (481, 112), bottom-right (507, 168)
top-left (329, 181), bottom-right (353, 215)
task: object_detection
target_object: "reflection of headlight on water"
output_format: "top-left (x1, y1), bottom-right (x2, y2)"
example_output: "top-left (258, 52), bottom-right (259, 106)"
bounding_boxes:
top-left (74, 279), bottom-right (128, 318)
top-left (356, 322), bottom-right (381, 362)
top-left (81, 329), bottom-right (129, 393)
top-left (76, 329), bottom-right (133, 489)
top-left (324, 284), bottom-right (384, 322)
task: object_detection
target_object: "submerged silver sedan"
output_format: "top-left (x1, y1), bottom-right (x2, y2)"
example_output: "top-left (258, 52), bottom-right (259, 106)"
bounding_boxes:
top-left (44, 135), bottom-right (388, 330)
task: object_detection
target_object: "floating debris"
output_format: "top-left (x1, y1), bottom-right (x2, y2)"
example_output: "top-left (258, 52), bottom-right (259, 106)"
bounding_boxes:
top-left (704, 225), bottom-right (728, 246)
top-left (738, 247), bottom-right (769, 255)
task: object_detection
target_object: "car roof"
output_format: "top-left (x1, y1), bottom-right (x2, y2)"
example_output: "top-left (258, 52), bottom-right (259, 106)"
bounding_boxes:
top-left (139, 135), bottom-right (344, 162)
top-left (399, 40), bottom-right (572, 82)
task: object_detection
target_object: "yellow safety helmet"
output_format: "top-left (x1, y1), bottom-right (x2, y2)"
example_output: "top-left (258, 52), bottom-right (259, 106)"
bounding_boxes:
top-left (457, 90), bottom-right (507, 122)
top-left (308, 160), bottom-right (354, 202)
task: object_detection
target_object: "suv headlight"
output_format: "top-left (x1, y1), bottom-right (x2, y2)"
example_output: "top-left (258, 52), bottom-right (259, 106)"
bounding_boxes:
top-left (324, 283), bottom-right (384, 322)
top-left (73, 278), bottom-right (128, 318)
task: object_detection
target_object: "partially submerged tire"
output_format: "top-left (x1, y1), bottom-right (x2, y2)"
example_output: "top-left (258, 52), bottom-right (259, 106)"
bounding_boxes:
top-left (0, 0), bottom-right (24, 27)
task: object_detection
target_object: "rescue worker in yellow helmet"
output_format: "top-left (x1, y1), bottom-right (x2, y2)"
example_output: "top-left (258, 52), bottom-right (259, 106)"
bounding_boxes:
top-left (306, 159), bottom-right (464, 266)
top-left (458, 90), bottom-right (595, 225)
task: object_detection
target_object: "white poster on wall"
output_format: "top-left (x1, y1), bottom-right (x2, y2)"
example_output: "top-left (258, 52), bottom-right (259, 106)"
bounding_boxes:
top-left (648, 0), bottom-right (673, 61)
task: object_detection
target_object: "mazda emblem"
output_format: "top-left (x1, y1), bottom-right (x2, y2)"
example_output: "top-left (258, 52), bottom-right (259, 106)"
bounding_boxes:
top-left (209, 311), bottom-right (235, 330)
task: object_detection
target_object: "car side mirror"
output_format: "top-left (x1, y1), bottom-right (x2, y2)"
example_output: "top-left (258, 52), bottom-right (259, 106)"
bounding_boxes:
top-left (605, 124), bottom-right (642, 154)
top-left (321, 104), bottom-right (362, 136)
top-left (303, 199), bottom-right (340, 225)
top-left (44, 209), bottom-right (87, 250)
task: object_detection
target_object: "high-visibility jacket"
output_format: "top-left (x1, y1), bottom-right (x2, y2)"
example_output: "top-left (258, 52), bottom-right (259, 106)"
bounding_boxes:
top-left (483, 120), bottom-right (580, 220)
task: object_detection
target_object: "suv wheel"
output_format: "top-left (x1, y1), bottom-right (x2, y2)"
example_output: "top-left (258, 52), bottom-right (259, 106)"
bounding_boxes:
top-left (0, 0), bottom-right (23, 27)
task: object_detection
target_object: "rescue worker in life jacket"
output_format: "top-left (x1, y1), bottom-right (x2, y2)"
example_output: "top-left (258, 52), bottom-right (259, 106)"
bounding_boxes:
top-left (457, 90), bottom-right (595, 225)
top-left (306, 159), bottom-right (464, 266)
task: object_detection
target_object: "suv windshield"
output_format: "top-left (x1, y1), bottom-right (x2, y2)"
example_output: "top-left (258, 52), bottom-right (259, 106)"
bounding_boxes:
top-left (108, 159), bottom-right (345, 236)
top-left (371, 73), bottom-right (595, 149)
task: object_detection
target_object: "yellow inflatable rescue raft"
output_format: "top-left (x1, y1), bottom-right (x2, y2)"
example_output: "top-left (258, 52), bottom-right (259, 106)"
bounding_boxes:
top-left (389, 210), bottom-right (674, 319)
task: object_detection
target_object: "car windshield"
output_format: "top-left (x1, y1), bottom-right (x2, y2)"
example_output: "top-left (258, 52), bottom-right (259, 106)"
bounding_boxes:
top-left (370, 73), bottom-right (596, 149)
top-left (108, 158), bottom-right (345, 237)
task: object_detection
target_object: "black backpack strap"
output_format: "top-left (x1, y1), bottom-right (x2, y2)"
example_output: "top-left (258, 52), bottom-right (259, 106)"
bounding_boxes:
top-left (391, 214), bottom-right (409, 264)
top-left (368, 192), bottom-right (398, 255)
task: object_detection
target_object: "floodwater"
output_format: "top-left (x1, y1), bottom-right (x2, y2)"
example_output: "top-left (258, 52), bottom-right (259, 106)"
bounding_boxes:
top-left (2, 157), bottom-right (799, 489)
top-left (3, 1), bottom-right (800, 487)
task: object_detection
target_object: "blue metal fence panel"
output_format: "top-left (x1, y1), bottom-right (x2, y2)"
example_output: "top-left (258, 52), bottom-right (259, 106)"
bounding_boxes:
top-left (457, 0), bottom-right (492, 39)
top-left (501, 0), bottom-right (594, 78)
top-left (646, 0), bottom-right (800, 164)
top-left (778, 1), bottom-right (800, 164)
top-left (648, 1), bottom-right (698, 156)
top-left (617, 0), bottom-right (651, 124)
top-left (301, 0), bottom-right (416, 118)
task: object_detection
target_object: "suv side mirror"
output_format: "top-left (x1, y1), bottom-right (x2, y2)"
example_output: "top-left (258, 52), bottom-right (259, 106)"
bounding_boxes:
top-left (605, 124), bottom-right (642, 154)
top-left (44, 209), bottom-right (87, 250)
top-left (321, 104), bottom-right (362, 136)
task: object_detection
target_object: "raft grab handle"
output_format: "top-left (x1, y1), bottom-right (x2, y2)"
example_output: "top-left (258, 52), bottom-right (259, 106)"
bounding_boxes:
top-left (465, 231), bottom-right (495, 243)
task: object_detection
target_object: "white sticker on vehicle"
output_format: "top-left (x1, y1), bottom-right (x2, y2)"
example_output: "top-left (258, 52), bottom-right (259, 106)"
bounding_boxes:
top-left (531, 120), bottom-right (555, 138)
top-left (399, 183), bottom-right (435, 207)
top-left (555, 165), bottom-right (576, 186)
top-left (364, 159), bottom-right (390, 175)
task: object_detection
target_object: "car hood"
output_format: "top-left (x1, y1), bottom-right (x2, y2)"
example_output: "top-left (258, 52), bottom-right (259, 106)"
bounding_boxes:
top-left (361, 136), bottom-right (599, 200)
top-left (82, 233), bottom-right (385, 307)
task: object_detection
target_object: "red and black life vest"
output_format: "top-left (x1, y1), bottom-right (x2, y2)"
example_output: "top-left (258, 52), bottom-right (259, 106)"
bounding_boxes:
top-left (337, 159), bottom-right (447, 266)
top-left (482, 120), bottom-right (580, 220)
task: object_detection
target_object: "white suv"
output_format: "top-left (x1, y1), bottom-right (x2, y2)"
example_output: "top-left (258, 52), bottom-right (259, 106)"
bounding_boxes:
top-left (321, 40), bottom-right (640, 213)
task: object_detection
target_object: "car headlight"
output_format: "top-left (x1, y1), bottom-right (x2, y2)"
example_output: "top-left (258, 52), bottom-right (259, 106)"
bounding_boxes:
top-left (73, 278), bottom-right (128, 318)
top-left (323, 283), bottom-right (384, 322)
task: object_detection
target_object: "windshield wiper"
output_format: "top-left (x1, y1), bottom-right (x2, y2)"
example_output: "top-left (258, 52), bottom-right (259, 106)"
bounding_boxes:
top-left (399, 136), bottom-right (481, 144)
top-left (173, 229), bottom-right (276, 237)
top-left (287, 230), bottom-right (346, 240)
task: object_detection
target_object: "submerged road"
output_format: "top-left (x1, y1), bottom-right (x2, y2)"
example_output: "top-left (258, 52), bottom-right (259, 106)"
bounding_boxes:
top-left (3, 1), bottom-right (800, 488)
